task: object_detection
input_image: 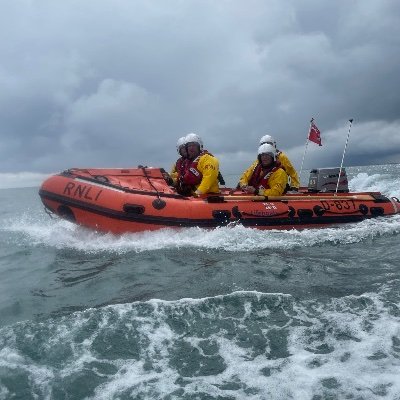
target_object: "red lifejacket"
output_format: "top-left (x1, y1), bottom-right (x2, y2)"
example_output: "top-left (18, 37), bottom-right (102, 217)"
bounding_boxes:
top-left (175, 157), bottom-right (188, 180)
top-left (181, 150), bottom-right (212, 186)
top-left (249, 162), bottom-right (282, 190)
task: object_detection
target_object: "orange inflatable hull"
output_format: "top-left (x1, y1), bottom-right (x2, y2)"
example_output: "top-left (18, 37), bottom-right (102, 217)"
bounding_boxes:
top-left (39, 167), bottom-right (400, 233)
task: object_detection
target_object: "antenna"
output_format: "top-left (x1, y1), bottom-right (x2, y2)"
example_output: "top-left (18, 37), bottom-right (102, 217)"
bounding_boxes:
top-left (335, 119), bottom-right (353, 194)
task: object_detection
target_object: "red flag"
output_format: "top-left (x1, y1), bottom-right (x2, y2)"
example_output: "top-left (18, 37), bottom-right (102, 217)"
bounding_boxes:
top-left (308, 120), bottom-right (322, 146)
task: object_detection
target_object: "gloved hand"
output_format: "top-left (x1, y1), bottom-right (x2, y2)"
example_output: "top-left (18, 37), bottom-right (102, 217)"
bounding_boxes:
top-left (242, 185), bottom-right (256, 194)
top-left (193, 190), bottom-right (203, 198)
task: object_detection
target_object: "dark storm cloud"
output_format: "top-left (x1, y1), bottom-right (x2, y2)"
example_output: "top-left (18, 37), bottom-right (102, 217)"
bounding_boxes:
top-left (0, 0), bottom-right (399, 188)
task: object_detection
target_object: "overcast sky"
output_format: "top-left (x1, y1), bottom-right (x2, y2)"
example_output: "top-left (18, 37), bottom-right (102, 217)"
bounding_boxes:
top-left (1, 0), bottom-right (399, 188)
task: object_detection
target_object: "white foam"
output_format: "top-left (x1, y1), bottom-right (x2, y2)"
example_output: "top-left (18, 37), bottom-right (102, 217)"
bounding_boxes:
top-left (1, 289), bottom-right (399, 399)
top-left (88, 319), bottom-right (181, 400)
top-left (285, 292), bottom-right (400, 399)
top-left (3, 208), bottom-right (400, 254)
top-left (85, 289), bottom-right (400, 399)
top-left (0, 346), bottom-right (54, 399)
top-left (349, 171), bottom-right (400, 199)
top-left (91, 360), bottom-right (179, 400)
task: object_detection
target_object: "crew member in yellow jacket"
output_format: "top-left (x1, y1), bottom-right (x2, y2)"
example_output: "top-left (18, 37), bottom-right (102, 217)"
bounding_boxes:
top-left (259, 134), bottom-right (300, 191)
top-left (180, 133), bottom-right (219, 196)
top-left (239, 143), bottom-right (288, 196)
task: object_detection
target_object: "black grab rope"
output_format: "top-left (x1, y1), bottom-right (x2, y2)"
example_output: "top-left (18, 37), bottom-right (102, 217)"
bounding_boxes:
top-left (139, 166), bottom-right (167, 210)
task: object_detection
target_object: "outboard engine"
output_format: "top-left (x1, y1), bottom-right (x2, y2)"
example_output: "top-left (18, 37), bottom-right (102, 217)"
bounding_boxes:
top-left (308, 167), bottom-right (349, 193)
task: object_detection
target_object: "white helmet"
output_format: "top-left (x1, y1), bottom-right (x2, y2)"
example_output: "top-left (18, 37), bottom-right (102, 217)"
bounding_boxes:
top-left (259, 134), bottom-right (276, 148)
top-left (176, 136), bottom-right (186, 153)
top-left (258, 143), bottom-right (276, 161)
top-left (185, 132), bottom-right (203, 150)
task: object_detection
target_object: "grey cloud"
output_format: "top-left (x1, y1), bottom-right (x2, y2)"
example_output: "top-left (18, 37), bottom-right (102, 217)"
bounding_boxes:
top-left (0, 0), bottom-right (399, 185)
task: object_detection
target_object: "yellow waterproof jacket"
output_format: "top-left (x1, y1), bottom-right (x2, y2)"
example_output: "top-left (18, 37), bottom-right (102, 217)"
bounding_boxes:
top-left (239, 162), bottom-right (288, 196)
top-left (278, 151), bottom-right (300, 189)
top-left (170, 163), bottom-right (178, 185)
top-left (239, 160), bottom-right (258, 188)
top-left (195, 153), bottom-right (220, 194)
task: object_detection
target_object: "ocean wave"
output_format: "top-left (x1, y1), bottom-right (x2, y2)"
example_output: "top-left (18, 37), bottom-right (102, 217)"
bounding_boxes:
top-left (349, 171), bottom-right (400, 198)
top-left (3, 211), bottom-right (400, 254)
top-left (1, 288), bottom-right (399, 399)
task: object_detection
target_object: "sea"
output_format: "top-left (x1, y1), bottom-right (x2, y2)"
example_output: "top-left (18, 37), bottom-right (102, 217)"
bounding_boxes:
top-left (0, 164), bottom-right (400, 400)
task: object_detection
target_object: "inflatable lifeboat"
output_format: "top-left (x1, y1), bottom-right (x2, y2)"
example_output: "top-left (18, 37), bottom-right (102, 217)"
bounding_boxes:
top-left (39, 167), bottom-right (400, 233)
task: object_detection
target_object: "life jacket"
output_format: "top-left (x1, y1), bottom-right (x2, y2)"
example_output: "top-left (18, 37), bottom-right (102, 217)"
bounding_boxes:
top-left (173, 157), bottom-right (190, 195)
top-left (175, 157), bottom-right (188, 179)
top-left (174, 151), bottom-right (205, 195)
top-left (183, 151), bottom-right (224, 184)
top-left (249, 161), bottom-right (282, 191)
top-left (181, 150), bottom-right (212, 186)
top-left (177, 150), bottom-right (219, 196)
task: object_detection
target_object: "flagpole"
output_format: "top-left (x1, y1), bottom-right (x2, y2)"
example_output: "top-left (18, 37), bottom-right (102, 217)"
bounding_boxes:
top-left (299, 118), bottom-right (314, 183)
top-left (335, 119), bottom-right (353, 195)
